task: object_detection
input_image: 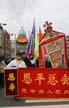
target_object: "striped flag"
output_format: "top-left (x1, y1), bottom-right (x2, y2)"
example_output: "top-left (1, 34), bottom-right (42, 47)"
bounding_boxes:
top-left (26, 19), bottom-right (35, 56)
top-left (31, 18), bottom-right (35, 53)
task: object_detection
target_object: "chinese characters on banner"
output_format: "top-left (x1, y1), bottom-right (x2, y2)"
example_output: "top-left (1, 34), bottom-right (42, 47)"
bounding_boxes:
top-left (5, 68), bottom-right (69, 98)
top-left (18, 68), bottom-right (69, 98)
top-left (4, 69), bottom-right (18, 96)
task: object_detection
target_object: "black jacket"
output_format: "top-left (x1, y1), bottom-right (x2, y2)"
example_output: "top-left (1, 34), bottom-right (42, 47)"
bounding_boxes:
top-left (45, 60), bottom-right (52, 68)
top-left (23, 57), bottom-right (32, 67)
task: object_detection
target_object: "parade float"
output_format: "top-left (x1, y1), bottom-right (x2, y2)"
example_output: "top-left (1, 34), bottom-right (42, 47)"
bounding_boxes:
top-left (39, 21), bottom-right (68, 68)
top-left (4, 21), bottom-right (69, 99)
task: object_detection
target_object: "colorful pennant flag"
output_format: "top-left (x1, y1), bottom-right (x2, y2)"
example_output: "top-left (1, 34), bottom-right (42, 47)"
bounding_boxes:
top-left (34, 33), bottom-right (39, 58)
top-left (26, 19), bottom-right (36, 56)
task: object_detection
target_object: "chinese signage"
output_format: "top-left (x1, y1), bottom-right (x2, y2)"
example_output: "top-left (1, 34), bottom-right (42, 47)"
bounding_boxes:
top-left (5, 68), bottom-right (69, 98)
top-left (18, 68), bottom-right (69, 98)
top-left (4, 69), bottom-right (18, 96)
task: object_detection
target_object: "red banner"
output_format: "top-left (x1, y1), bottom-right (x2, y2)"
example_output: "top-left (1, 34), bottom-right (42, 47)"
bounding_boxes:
top-left (18, 68), bottom-right (69, 98)
top-left (4, 69), bottom-right (18, 96)
top-left (39, 35), bottom-right (68, 68)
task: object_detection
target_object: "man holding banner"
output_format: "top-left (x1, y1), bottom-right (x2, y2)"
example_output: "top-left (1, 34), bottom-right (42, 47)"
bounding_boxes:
top-left (7, 52), bottom-right (26, 68)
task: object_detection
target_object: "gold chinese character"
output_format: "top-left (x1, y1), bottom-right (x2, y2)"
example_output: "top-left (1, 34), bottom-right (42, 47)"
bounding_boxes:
top-left (64, 90), bottom-right (69, 94)
top-left (9, 83), bottom-right (15, 92)
top-left (22, 88), bottom-right (27, 93)
top-left (8, 73), bottom-right (16, 81)
top-left (38, 90), bottom-right (45, 94)
top-left (55, 90), bottom-right (61, 95)
top-left (47, 73), bottom-right (58, 85)
top-left (30, 89), bottom-right (36, 93)
top-left (60, 74), bottom-right (69, 85)
top-left (22, 73), bottom-right (32, 84)
top-left (35, 73), bottom-right (45, 85)
top-left (46, 90), bottom-right (53, 94)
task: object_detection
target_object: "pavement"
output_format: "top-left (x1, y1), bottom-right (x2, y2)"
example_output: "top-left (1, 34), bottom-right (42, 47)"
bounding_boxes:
top-left (0, 88), bottom-right (69, 107)
top-left (2, 105), bottom-right (69, 108)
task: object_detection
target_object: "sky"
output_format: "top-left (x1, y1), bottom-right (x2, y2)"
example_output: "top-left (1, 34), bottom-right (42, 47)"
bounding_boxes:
top-left (0, 0), bottom-right (69, 37)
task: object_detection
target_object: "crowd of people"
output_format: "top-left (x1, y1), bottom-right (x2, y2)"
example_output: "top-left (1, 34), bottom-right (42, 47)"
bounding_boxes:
top-left (0, 51), bottom-right (69, 89)
top-left (0, 52), bottom-right (39, 89)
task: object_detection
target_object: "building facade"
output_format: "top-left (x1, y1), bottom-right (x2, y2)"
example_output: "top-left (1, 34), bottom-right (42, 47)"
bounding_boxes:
top-left (66, 35), bottom-right (69, 59)
top-left (0, 26), bottom-right (11, 56)
top-left (16, 26), bottom-right (28, 53)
